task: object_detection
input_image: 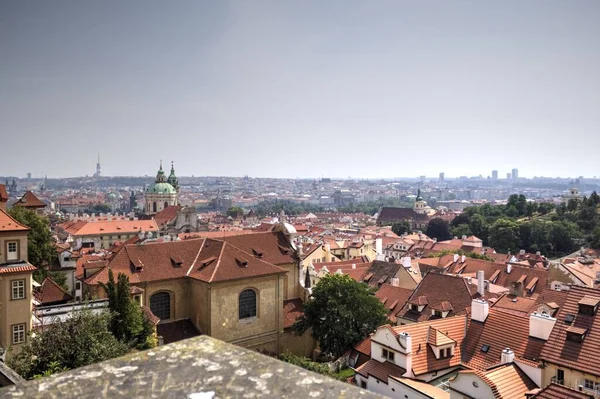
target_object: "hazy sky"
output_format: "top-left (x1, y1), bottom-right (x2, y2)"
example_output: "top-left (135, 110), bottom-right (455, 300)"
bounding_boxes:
top-left (1, 1), bottom-right (599, 179)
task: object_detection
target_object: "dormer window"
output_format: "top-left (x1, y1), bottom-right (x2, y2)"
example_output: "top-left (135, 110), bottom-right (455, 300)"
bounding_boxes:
top-left (566, 326), bottom-right (587, 343)
top-left (382, 348), bottom-right (395, 362)
top-left (439, 347), bottom-right (453, 359)
top-left (578, 296), bottom-right (600, 316)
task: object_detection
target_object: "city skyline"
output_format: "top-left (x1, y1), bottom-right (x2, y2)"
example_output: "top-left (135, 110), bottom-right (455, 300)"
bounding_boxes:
top-left (2, 1), bottom-right (600, 178)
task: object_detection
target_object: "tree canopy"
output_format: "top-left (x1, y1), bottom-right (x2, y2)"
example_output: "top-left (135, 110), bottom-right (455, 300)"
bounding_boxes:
top-left (226, 206), bottom-right (245, 218)
top-left (8, 207), bottom-right (56, 268)
top-left (425, 218), bottom-right (452, 241)
top-left (293, 274), bottom-right (387, 358)
top-left (392, 221), bottom-right (411, 236)
top-left (8, 311), bottom-right (128, 380)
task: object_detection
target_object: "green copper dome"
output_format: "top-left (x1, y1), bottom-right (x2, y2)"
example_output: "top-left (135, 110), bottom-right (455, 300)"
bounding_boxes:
top-left (146, 182), bottom-right (177, 194)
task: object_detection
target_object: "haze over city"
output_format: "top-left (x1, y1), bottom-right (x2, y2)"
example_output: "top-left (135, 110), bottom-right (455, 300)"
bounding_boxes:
top-left (2, 0), bottom-right (600, 178)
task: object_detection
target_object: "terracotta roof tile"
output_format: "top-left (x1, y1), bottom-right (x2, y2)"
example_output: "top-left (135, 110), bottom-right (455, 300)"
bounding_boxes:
top-left (36, 277), bottom-right (73, 305)
top-left (13, 191), bottom-right (46, 208)
top-left (540, 286), bottom-right (600, 376)
top-left (0, 208), bottom-right (30, 232)
top-left (283, 298), bottom-right (304, 329)
top-left (0, 261), bottom-right (37, 274)
top-left (153, 206), bottom-right (182, 227)
top-left (354, 359), bottom-right (406, 382)
top-left (531, 383), bottom-right (594, 399)
top-left (456, 364), bottom-right (537, 399)
top-left (0, 184), bottom-right (8, 201)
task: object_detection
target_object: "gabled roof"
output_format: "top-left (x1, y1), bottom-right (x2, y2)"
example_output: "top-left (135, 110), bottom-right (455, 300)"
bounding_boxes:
top-left (391, 316), bottom-right (467, 375)
top-left (0, 208), bottom-right (29, 232)
top-left (153, 205), bottom-right (182, 227)
top-left (354, 359), bottom-right (406, 382)
top-left (283, 298), bottom-right (304, 329)
top-left (396, 273), bottom-right (474, 322)
top-left (540, 286), bottom-right (600, 376)
top-left (454, 364), bottom-right (537, 399)
top-left (59, 219), bottom-right (159, 236)
top-left (13, 191), bottom-right (46, 208)
top-left (36, 277), bottom-right (73, 305)
top-left (530, 382), bottom-right (594, 399)
top-left (0, 261), bottom-right (36, 274)
top-left (462, 307), bottom-right (545, 370)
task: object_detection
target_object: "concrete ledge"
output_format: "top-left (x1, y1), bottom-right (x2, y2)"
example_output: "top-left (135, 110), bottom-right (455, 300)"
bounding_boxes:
top-left (1, 335), bottom-right (382, 398)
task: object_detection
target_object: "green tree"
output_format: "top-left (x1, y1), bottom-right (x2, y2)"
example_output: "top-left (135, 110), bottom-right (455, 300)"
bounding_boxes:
top-left (425, 218), bottom-right (452, 241)
top-left (567, 198), bottom-right (580, 213)
top-left (33, 269), bottom-right (69, 292)
top-left (226, 206), bottom-right (245, 218)
top-left (391, 221), bottom-right (411, 236)
top-left (8, 207), bottom-right (56, 268)
top-left (101, 271), bottom-right (151, 347)
top-left (469, 214), bottom-right (488, 242)
top-left (451, 224), bottom-right (472, 238)
top-left (8, 311), bottom-right (128, 380)
top-left (488, 219), bottom-right (521, 253)
top-left (591, 226), bottom-right (600, 249)
top-left (577, 205), bottom-right (598, 232)
top-left (293, 274), bottom-right (387, 358)
top-left (549, 221), bottom-right (580, 255)
top-left (537, 202), bottom-right (555, 216)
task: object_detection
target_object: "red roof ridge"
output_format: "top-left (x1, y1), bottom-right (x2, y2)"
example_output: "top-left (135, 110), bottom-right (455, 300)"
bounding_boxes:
top-left (187, 238), bottom-right (207, 276)
top-left (209, 240), bottom-right (227, 283)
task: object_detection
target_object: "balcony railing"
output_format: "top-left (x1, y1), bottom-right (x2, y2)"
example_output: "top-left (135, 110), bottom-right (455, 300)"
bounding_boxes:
top-left (0, 335), bottom-right (381, 398)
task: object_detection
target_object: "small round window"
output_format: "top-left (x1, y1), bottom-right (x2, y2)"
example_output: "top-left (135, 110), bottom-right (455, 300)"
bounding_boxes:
top-left (473, 381), bottom-right (479, 388)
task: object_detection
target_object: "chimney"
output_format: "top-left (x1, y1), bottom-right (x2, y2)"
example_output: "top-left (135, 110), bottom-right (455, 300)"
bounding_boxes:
top-left (375, 238), bottom-right (383, 259)
top-left (536, 251), bottom-right (541, 256)
top-left (501, 348), bottom-right (515, 364)
top-left (529, 312), bottom-right (557, 340)
top-left (506, 264), bottom-right (512, 274)
top-left (324, 244), bottom-right (331, 262)
top-left (471, 299), bottom-right (489, 322)
top-left (477, 270), bottom-right (485, 296)
top-left (520, 249), bottom-right (526, 256)
top-left (402, 257), bottom-right (412, 268)
top-left (462, 235), bottom-right (467, 240)
top-left (352, 264), bottom-right (356, 269)
top-left (461, 255), bottom-right (466, 263)
top-left (433, 238), bottom-right (437, 243)
top-left (453, 254), bottom-right (459, 263)
top-left (297, 240), bottom-right (304, 257)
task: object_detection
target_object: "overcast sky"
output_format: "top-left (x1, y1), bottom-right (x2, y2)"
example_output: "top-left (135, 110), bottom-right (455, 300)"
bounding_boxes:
top-left (1, 1), bottom-right (599, 179)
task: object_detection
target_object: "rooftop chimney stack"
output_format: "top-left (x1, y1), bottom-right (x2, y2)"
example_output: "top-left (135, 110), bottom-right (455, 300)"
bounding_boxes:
top-left (477, 270), bottom-right (485, 296)
top-left (529, 312), bottom-right (557, 340)
top-left (501, 348), bottom-right (515, 364)
top-left (402, 257), bottom-right (412, 268)
top-left (375, 238), bottom-right (384, 261)
top-left (471, 299), bottom-right (489, 322)
top-left (461, 255), bottom-right (466, 263)
top-left (453, 254), bottom-right (459, 263)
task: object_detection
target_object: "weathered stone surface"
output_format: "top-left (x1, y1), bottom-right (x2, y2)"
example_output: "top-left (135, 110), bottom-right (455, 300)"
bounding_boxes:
top-left (1, 335), bottom-right (382, 398)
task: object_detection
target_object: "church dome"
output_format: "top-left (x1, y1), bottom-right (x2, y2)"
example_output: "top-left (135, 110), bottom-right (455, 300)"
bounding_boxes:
top-left (146, 182), bottom-right (177, 194)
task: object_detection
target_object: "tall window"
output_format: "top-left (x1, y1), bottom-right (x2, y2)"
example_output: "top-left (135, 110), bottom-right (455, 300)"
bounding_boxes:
top-left (150, 292), bottom-right (171, 320)
top-left (12, 324), bottom-right (25, 344)
top-left (239, 289), bottom-right (257, 320)
top-left (164, 201), bottom-right (169, 209)
top-left (7, 241), bottom-right (18, 261)
top-left (153, 202), bottom-right (157, 213)
top-left (11, 280), bottom-right (25, 300)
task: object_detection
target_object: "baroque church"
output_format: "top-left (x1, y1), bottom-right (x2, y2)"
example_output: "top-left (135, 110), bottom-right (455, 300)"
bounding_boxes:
top-left (145, 161), bottom-right (179, 215)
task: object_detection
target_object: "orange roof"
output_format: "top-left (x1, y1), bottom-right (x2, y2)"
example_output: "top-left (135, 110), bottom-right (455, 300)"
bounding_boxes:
top-left (391, 316), bottom-right (467, 376)
top-left (531, 383), bottom-right (594, 399)
top-left (36, 277), bottom-right (73, 305)
top-left (86, 237), bottom-right (288, 286)
top-left (283, 298), bottom-right (304, 329)
top-left (0, 184), bottom-right (8, 202)
top-left (0, 261), bottom-right (37, 274)
top-left (354, 359), bottom-right (406, 382)
top-left (154, 206), bottom-right (182, 227)
top-left (374, 284), bottom-right (413, 323)
top-left (13, 191), bottom-right (46, 208)
top-left (59, 219), bottom-right (159, 236)
top-left (541, 286), bottom-right (600, 376)
top-left (0, 208), bottom-right (30, 232)
top-left (456, 363), bottom-right (537, 399)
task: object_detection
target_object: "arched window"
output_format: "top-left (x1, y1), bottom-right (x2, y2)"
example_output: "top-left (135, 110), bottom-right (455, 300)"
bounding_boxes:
top-left (150, 292), bottom-right (171, 320)
top-left (239, 289), bottom-right (257, 319)
top-left (153, 202), bottom-right (157, 213)
top-left (164, 201), bottom-right (169, 209)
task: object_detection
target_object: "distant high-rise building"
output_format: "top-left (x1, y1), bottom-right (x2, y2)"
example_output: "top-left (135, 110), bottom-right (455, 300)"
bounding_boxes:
top-left (420, 175), bottom-right (426, 183)
top-left (512, 168), bottom-right (518, 180)
top-left (27, 173), bottom-right (31, 179)
top-left (507, 173), bottom-right (512, 180)
top-left (439, 173), bottom-right (445, 183)
top-left (492, 170), bottom-right (498, 180)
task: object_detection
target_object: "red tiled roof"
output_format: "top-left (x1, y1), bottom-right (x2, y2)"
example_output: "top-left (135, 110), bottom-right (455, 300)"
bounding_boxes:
top-left (354, 359), bottom-right (406, 382)
top-left (0, 208), bottom-right (29, 232)
top-left (530, 383), bottom-right (593, 399)
top-left (462, 307), bottom-right (545, 370)
top-left (391, 316), bottom-right (467, 376)
top-left (396, 273), bottom-right (474, 323)
top-left (540, 286), bottom-right (600, 376)
top-left (142, 305), bottom-right (160, 325)
top-left (153, 206), bottom-right (182, 227)
top-left (375, 284), bottom-right (413, 323)
top-left (13, 191), bottom-right (46, 208)
top-left (0, 262), bottom-right (37, 274)
top-left (36, 277), bottom-right (73, 305)
top-left (0, 184), bottom-right (8, 201)
top-left (456, 364), bottom-right (537, 399)
top-left (283, 298), bottom-right (304, 329)
top-left (220, 232), bottom-right (297, 266)
top-left (59, 219), bottom-right (159, 236)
